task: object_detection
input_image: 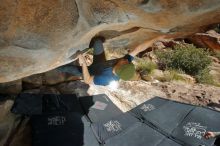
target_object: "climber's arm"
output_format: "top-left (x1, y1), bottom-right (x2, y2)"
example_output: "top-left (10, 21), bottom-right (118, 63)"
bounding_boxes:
top-left (129, 35), bottom-right (165, 57)
top-left (214, 132), bottom-right (220, 138)
top-left (78, 54), bottom-right (94, 84)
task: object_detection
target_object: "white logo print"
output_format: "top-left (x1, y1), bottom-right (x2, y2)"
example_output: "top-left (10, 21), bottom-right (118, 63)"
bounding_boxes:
top-left (183, 122), bottom-right (207, 139)
top-left (140, 104), bottom-right (155, 112)
top-left (48, 116), bottom-right (66, 126)
top-left (104, 120), bottom-right (122, 132)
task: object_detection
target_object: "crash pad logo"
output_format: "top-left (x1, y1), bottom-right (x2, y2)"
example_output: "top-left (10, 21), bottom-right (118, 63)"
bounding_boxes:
top-left (140, 104), bottom-right (155, 112)
top-left (183, 122), bottom-right (207, 139)
top-left (48, 116), bottom-right (66, 126)
top-left (91, 101), bottom-right (107, 111)
top-left (104, 120), bottom-right (122, 132)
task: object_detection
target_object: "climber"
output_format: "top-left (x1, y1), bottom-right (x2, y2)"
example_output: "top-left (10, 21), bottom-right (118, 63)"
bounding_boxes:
top-left (78, 35), bottom-right (165, 86)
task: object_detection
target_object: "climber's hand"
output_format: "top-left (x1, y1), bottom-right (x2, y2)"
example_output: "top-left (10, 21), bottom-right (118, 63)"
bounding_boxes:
top-left (204, 131), bottom-right (216, 139)
top-left (78, 54), bottom-right (87, 66)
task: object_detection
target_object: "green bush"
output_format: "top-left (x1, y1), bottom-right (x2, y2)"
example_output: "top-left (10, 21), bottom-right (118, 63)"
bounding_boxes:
top-left (164, 70), bottom-right (185, 82)
top-left (195, 68), bottom-right (214, 85)
top-left (155, 48), bottom-right (173, 70)
top-left (155, 44), bottom-right (211, 76)
top-left (136, 59), bottom-right (158, 74)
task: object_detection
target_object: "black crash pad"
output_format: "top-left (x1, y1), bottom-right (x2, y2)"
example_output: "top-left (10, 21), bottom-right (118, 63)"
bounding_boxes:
top-left (130, 97), bottom-right (168, 119)
top-left (79, 94), bottom-right (122, 123)
top-left (92, 112), bottom-right (139, 142)
top-left (11, 94), bottom-right (83, 115)
top-left (143, 100), bottom-right (194, 135)
top-left (104, 122), bottom-right (182, 146)
top-left (131, 97), bottom-right (195, 135)
top-left (172, 107), bottom-right (220, 146)
top-left (31, 113), bottom-right (99, 146)
top-left (42, 94), bottom-right (83, 114)
top-left (131, 97), bottom-right (220, 146)
top-left (11, 94), bottom-right (220, 146)
top-left (11, 93), bottom-right (43, 115)
top-left (157, 138), bottom-right (182, 146)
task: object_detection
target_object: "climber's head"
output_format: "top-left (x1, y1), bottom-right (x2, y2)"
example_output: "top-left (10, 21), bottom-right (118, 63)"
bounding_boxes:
top-left (113, 59), bottom-right (136, 81)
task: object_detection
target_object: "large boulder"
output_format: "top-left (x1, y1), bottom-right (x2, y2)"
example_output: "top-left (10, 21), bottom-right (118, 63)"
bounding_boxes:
top-left (0, 100), bottom-right (20, 146)
top-left (1, 0), bottom-right (220, 83)
top-left (188, 30), bottom-right (220, 51)
top-left (0, 80), bottom-right (22, 94)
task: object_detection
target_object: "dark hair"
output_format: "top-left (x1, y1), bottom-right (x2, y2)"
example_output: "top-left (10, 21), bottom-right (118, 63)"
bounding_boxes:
top-left (89, 36), bottom-right (106, 48)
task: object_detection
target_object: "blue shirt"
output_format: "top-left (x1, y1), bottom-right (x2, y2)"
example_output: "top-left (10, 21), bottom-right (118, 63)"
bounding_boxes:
top-left (93, 54), bottom-right (134, 86)
top-left (93, 67), bottom-right (119, 86)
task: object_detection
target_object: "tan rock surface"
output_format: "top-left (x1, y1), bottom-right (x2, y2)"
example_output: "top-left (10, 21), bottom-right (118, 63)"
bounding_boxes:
top-left (189, 30), bottom-right (220, 51)
top-left (0, 100), bottom-right (20, 146)
top-left (1, 0), bottom-right (220, 82)
top-left (210, 61), bottom-right (220, 84)
top-left (88, 81), bottom-right (220, 112)
top-left (0, 80), bottom-right (22, 94)
top-left (9, 118), bottom-right (31, 146)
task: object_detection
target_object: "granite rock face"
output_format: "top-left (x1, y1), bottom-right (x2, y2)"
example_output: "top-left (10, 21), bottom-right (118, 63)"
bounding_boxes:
top-left (188, 30), bottom-right (220, 51)
top-left (1, 0), bottom-right (220, 83)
